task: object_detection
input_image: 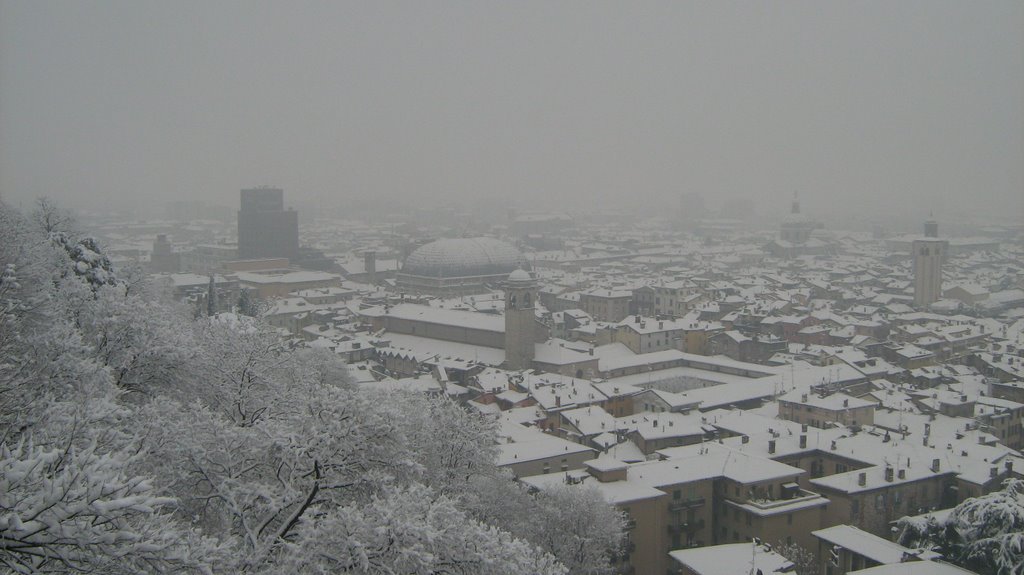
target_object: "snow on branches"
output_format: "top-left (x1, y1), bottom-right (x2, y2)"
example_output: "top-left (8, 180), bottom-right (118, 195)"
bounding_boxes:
top-left (896, 478), bottom-right (1024, 575)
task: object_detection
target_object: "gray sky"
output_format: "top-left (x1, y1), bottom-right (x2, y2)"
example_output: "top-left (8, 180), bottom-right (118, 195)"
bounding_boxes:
top-left (1, 1), bottom-right (1021, 220)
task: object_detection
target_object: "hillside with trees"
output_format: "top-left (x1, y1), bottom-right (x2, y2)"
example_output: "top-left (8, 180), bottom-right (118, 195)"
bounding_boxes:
top-left (0, 200), bottom-right (624, 574)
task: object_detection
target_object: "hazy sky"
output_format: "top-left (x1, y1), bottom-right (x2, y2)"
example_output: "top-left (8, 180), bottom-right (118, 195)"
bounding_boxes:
top-left (1, 1), bottom-right (1021, 220)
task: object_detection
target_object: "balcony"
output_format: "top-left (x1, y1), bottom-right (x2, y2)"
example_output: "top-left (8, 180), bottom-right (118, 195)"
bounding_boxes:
top-left (668, 497), bottom-right (706, 511)
top-left (667, 519), bottom-right (705, 534)
top-left (727, 488), bottom-right (828, 515)
top-left (624, 519), bottom-right (637, 530)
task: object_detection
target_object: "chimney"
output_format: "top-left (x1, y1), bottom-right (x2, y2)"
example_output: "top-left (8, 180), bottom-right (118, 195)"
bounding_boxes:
top-left (1006, 460), bottom-right (1014, 474)
top-left (858, 472), bottom-right (867, 486)
top-left (931, 459), bottom-right (940, 472)
top-left (768, 440), bottom-right (776, 454)
top-left (801, 393), bottom-right (808, 403)
top-left (588, 348), bottom-right (594, 356)
top-left (799, 435), bottom-right (807, 449)
top-left (742, 435), bottom-right (750, 444)
top-left (843, 399), bottom-right (849, 408)
top-left (555, 395), bottom-right (561, 407)
top-left (898, 469), bottom-right (906, 479)
top-left (635, 315), bottom-right (641, 324)
top-left (831, 440), bottom-right (837, 450)
top-left (885, 467), bottom-right (894, 482)
top-left (659, 321), bottom-right (664, 329)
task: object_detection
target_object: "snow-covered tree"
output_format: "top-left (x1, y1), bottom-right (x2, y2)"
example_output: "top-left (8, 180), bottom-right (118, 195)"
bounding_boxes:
top-left (283, 484), bottom-right (567, 575)
top-left (773, 540), bottom-right (818, 575)
top-left (380, 393), bottom-right (626, 574)
top-left (50, 233), bottom-right (119, 290)
top-left (896, 478), bottom-right (1024, 575)
top-left (236, 288), bottom-right (262, 318)
top-left (0, 202), bottom-right (213, 573)
top-left (528, 486), bottom-right (626, 575)
top-left (0, 439), bottom-right (209, 574)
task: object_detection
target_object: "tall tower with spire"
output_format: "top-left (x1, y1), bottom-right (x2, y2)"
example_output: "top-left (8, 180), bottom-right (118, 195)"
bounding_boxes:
top-left (504, 269), bottom-right (537, 371)
top-left (780, 191), bottom-right (815, 244)
top-left (924, 212), bottom-right (939, 238)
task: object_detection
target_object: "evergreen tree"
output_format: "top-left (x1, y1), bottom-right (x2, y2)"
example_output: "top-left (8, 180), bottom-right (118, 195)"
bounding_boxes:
top-left (206, 275), bottom-right (217, 316)
top-left (237, 287), bottom-right (260, 317)
top-left (896, 479), bottom-right (1024, 575)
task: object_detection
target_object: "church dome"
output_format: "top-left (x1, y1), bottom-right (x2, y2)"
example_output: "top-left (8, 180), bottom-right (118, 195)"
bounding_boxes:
top-left (402, 237), bottom-right (526, 278)
top-left (507, 268), bottom-right (533, 283)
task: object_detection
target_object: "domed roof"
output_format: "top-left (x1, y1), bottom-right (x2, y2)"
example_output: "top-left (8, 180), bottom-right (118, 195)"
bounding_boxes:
top-left (402, 237), bottom-right (526, 278)
top-left (507, 268), bottom-right (533, 283)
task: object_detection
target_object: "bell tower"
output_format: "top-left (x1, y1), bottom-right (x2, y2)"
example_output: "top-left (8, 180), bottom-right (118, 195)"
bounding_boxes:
top-left (504, 269), bottom-right (537, 371)
top-left (913, 215), bottom-right (946, 308)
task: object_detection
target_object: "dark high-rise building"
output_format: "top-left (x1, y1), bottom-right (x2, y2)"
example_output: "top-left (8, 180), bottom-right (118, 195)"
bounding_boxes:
top-left (237, 187), bottom-right (298, 261)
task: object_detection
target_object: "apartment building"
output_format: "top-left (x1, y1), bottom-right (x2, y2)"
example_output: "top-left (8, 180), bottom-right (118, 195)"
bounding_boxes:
top-left (580, 288), bottom-right (633, 322)
top-left (633, 281), bottom-right (703, 318)
top-left (777, 391), bottom-right (877, 429)
top-left (524, 442), bottom-right (829, 575)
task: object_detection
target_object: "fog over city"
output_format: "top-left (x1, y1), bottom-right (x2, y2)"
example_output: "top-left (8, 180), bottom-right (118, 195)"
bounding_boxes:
top-left (1, 1), bottom-right (1021, 225)
top-left (4, 3), bottom-right (1024, 575)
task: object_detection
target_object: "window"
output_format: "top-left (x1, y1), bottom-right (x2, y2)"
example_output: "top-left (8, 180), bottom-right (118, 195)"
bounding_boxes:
top-left (673, 490), bottom-right (681, 500)
top-left (851, 499), bottom-right (860, 518)
top-left (875, 494), bottom-right (885, 510)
